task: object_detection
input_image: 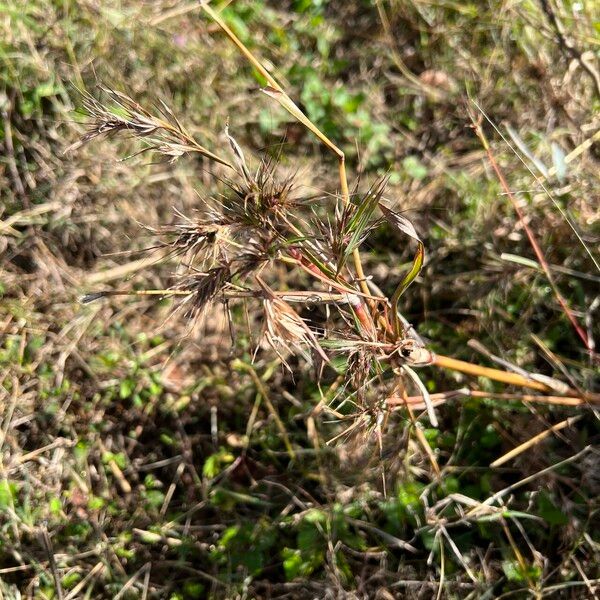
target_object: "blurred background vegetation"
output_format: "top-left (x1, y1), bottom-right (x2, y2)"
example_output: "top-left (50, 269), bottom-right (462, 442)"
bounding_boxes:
top-left (1, 0), bottom-right (599, 598)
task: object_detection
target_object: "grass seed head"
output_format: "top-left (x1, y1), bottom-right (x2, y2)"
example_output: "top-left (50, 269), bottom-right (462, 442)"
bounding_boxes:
top-left (65, 86), bottom-right (232, 167)
top-left (143, 213), bottom-right (225, 266)
top-left (257, 277), bottom-right (328, 370)
top-left (174, 266), bottom-right (231, 321)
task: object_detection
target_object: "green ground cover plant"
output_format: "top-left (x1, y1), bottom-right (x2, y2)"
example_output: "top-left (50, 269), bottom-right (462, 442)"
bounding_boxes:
top-left (1, 1), bottom-right (599, 598)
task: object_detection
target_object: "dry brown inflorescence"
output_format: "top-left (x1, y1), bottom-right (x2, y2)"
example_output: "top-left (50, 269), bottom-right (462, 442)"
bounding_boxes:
top-left (76, 4), bottom-right (598, 447)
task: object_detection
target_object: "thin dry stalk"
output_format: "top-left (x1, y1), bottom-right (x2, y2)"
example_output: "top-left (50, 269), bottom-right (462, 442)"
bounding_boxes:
top-left (470, 111), bottom-right (592, 352)
top-left (432, 354), bottom-right (569, 394)
top-left (388, 389), bottom-right (595, 408)
top-left (400, 391), bottom-right (441, 478)
top-left (235, 360), bottom-right (296, 460)
top-left (467, 445), bottom-right (592, 516)
top-left (490, 415), bottom-right (582, 467)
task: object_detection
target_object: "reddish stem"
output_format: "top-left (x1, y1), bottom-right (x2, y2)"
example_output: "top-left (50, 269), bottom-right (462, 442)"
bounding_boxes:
top-left (473, 120), bottom-right (591, 352)
top-left (286, 247), bottom-right (375, 334)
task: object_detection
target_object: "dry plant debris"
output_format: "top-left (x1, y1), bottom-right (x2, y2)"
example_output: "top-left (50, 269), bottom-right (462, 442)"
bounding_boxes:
top-left (1, 1), bottom-right (599, 598)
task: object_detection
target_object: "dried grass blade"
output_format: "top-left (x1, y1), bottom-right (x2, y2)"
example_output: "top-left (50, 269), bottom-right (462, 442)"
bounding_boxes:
top-left (388, 389), bottom-right (592, 408)
top-left (401, 364), bottom-right (438, 427)
top-left (472, 100), bottom-right (599, 273)
top-left (490, 415), bottom-right (582, 467)
top-left (261, 86), bottom-right (343, 159)
top-left (225, 124), bottom-right (252, 184)
top-left (235, 360), bottom-right (296, 460)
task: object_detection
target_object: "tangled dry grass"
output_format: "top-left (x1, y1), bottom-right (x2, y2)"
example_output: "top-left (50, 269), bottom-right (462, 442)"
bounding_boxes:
top-left (1, 1), bottom-right (599, 599)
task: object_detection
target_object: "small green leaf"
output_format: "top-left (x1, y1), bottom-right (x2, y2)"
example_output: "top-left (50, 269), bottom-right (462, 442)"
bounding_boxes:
top-left (49, 496), bottom-right (62, 515)
top-left (0, 480), bottom-right (16, 509)
top-left (143, 489), bottom-right (165, 510)
top-left (88, 495), bottom-right (105, 511)
top-left (61, 572), bottom-right (82, 589)
top-left (536, 492), bottom-right (568, 526)
top-left (219, 525), bottom-right (240, 547)
top-left (282, 548), bottom-right (304, 580)
top-left (402, 156), bottom-right (428, 180)
top-left (502, 560), bottom-right (524, 582)
top-left (35, 80), bottom-right (61, 99)
top-left (119, 378), bottom-right (135, 399)
top-left (202, 448), bottom-right (235, 478)
top-left (102, 451), bottom-right (127, 469)
top-left (183, 581), bottom-right (205, 599)
top-left (389, 242), bottom-right (424, 334)
top-left (303, 508), bottom-right (327, 525)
